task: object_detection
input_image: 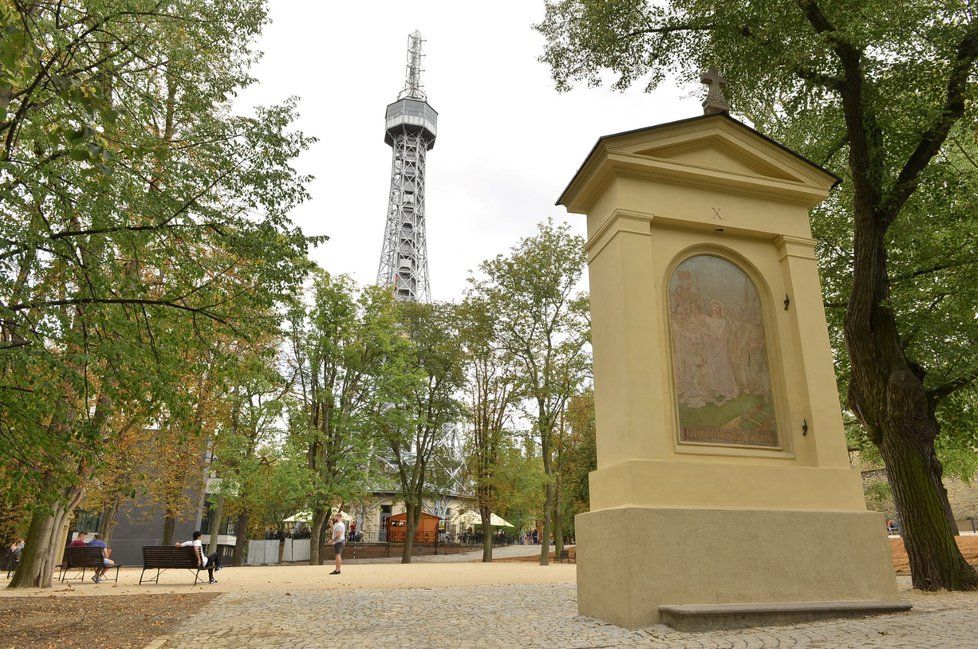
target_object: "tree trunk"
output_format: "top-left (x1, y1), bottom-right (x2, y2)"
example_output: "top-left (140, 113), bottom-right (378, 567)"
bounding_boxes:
top-left (878, 419), bottom-right (976, 589)
top-left (8, 509), bottom-right (56, 588)
top-left (309, 507), bottom-right (327, 566)
top-left (925, 444), bottom-right (960, 536)
top-left (206, 494), bottom-right (224, 556)
top-left (232, 512), bottom-right (249, 566)
top-left (9, 480), bottom-right (85, 590)
top-left (161, 514), bottom-right (176, 546)
top-left (318, 529), bottom-right (328, 564)
top-left (480, 506), bottom-right (493, 562)
top-left (401, 502), bottom-right (417, 564)
top-left (553, 503), bottom-right (564, 558)
top-left (98, 499), bottom-right (121, 545)
top-left (845, 220), bottom-right (977, 590)
top-left (539, 481), bottom-right (553, 566)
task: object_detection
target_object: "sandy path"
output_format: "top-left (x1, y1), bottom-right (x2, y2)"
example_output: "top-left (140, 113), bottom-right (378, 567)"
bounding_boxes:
top-left (0, 562), bottom-right (577, 598)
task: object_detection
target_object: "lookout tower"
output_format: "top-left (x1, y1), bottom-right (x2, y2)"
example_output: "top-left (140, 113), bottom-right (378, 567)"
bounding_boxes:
top-left (377, 30), bottom-right (437, 302)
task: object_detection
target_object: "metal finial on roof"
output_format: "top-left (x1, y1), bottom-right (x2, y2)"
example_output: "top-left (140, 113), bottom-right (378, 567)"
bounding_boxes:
top-left (700, 68), bottom-right (730, 115)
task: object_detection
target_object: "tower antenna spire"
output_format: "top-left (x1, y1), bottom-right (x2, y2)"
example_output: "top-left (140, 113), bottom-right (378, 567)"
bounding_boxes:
top-left (400, 30), bottom-right (426, 101)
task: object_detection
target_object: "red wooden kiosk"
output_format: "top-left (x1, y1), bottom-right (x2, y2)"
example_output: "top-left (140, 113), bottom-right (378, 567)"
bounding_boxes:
top-left (386, 512), bottom-right (441, 544)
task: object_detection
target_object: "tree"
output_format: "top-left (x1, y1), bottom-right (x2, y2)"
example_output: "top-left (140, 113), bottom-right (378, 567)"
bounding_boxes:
top-left (210, 337), bottom-right (291, 565)
top-left (492, 436), bottom-right (547, 539)
top-left (1, 0), bottom-right (313, 588)
top-left (558, 389), bottom-right (597, 542)
top-left (535, 0), bottom-right (978, 589)
top-left (475, 220), bottom-right (590, 565)
top-left (286, 275), bottom-right (396, 565)
top-left (373, 300), bottom-right (464, 563)
top-left (458, 296), bottom-right (519, 561)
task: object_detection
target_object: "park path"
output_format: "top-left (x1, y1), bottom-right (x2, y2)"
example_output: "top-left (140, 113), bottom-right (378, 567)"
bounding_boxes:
top-left (149, 576), bottom-right (978, 649)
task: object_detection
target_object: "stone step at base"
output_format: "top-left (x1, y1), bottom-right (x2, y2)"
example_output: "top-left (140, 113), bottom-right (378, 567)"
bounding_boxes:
top-left (659, 600), bottom-right (912, 632)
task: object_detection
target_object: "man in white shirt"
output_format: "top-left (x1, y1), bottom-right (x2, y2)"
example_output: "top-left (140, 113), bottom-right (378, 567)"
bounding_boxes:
top-left (329, 514), bottom-right (345, 575)
top-left (176, 531), bottom-right (223, 584)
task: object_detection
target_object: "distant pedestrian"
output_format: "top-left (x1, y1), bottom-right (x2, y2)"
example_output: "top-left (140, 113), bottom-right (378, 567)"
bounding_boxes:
top-left (176, 531), bottom-right (223, 584)
top-left (330, 514), bottom-right (345, 575)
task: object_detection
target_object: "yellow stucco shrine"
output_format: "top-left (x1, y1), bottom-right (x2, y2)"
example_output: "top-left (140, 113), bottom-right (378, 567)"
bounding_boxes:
top-left (558, 111), bottom-right (906, 630)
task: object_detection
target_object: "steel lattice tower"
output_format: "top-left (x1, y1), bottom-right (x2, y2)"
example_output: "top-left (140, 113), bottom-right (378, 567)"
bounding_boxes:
top-left (377, 30), bottom-right (437, 302)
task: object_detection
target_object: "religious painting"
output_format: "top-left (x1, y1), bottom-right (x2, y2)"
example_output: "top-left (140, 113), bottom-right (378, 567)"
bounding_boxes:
top-left (668, 254), bottom-right (779, 448)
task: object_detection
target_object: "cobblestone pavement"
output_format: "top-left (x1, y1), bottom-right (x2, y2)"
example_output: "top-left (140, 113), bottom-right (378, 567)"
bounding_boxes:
top-left (153, 582), bottom-right (978, 649)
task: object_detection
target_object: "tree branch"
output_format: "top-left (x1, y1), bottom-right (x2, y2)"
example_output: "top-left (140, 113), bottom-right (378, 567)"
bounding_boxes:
top-left (879, 23), bottom-right (978, 223)
top-left (927, 371), bottom-right (978, 404)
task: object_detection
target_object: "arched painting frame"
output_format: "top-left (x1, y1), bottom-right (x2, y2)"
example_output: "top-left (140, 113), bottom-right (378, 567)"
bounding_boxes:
top-left (668, 253), bottom-right (780, 448)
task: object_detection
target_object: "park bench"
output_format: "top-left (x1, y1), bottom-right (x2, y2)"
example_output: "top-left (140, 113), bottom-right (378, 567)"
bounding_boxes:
top-left (58, 546), bottom-right (122, 583)
top-left (139, 545), bottom-right (210, 585)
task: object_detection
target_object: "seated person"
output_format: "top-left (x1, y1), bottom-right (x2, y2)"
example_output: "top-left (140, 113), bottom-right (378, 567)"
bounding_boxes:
top-left (68, 531), bottom-right (89, 547)
top-left (7, 538), bottom-right (24, 574)
top-left (87, 533), bottom-right (114, 583)
top-left (176, 531), bottom-right (222, 584)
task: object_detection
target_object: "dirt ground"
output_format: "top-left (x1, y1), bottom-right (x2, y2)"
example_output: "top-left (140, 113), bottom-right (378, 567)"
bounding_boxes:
top-left (0, 593), bottom-right (216, 649)
top-left (890, 535), bottom-right (978, 574)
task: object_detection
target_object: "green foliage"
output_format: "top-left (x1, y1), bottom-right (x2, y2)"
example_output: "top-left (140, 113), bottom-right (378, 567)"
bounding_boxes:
top-left (491, 436), bottom-right (547, 533)
top-left (560, 389), bottom-right (596, 525)
top-left (372, 300), bottom-right (466, 511)
top-left (471, 219), bottom-right (590, 555)
top-left (864, 479), bottom-right (894, 514)
top-left (286, 275), bottom-right (401, 517)
top-left (0, 0), bottom-right (314, 517)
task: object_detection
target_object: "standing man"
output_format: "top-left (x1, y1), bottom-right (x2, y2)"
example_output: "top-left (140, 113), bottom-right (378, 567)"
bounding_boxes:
top-left (176, 531), bottom-right (223, 584)
top-left (329, 513), bottom-right (345, 575)
top-left (87, 533), bottom-right (114, 583)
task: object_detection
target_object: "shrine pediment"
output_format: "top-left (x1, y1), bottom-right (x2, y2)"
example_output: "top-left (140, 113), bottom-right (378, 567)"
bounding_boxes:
top-left (558, 113), bottom-right (840, 213)
top-left (629, 136), bottom-right (799, 182)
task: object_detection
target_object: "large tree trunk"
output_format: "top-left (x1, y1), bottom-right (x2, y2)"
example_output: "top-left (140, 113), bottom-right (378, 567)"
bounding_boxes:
top-left (8, 490), bottom-right (80, 589)
top-left (309, 507), bottom-right (327, 566)
top-left (925, 444), bottom-right (960, 536)
top-left (8, 510), bottom-right (57, 588)
top-left (161, 514), bottom-right (176, 546)
top-left (401, 502), bottom-right (417, 564)
top-left (878, 414), bottom-right (976, 589)
top-left (480, 506), bottom-right (492, 562)
top-left (846, 222), bottom-right (977, 590)
top-left (206, 494), bottom-right (224, 556)
top-left (232, 512), bottom-right (249, 566)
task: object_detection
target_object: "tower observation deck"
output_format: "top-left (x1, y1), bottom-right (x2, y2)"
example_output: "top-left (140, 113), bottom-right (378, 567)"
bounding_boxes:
top-left (377, 30), bottom-right (437, 302)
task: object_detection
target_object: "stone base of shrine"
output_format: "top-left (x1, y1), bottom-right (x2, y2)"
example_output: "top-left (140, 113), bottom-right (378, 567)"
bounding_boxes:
top-left (575, 506), bottom-right (901, 629)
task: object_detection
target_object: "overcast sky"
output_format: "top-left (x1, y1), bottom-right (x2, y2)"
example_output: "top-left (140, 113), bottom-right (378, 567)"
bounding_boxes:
top-left (239, 1), bottom-right (703, 301)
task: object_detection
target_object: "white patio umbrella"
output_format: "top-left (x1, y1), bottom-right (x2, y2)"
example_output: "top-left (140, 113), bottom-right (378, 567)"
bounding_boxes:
top-left (458, 511), bottom-right (515, 528)
top-left (283, 510), bottom-right (351, 523)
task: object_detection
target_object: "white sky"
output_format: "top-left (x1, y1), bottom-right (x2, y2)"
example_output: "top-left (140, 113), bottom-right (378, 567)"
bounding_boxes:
top-left (239, 1), bottom-right (702, 301)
